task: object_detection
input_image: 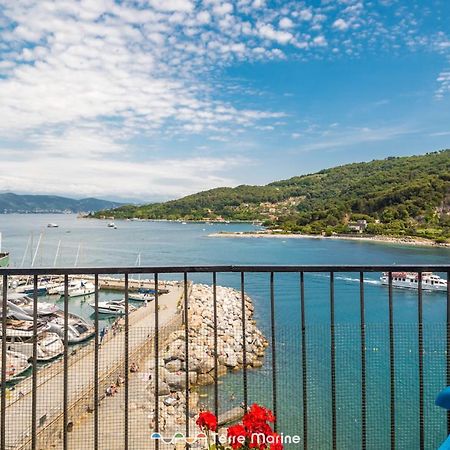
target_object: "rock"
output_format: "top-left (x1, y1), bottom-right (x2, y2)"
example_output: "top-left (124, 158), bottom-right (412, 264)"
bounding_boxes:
top-left (165, 359), bottom-right (182, 372)
top-left (197, 373), bottom-right (214, 386)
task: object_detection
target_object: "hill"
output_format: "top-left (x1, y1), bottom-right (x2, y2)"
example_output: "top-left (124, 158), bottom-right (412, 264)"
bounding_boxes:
top-left (0, 193), bottom-right (123, 213)
top-left (95, 150), bottom-right (450, 242)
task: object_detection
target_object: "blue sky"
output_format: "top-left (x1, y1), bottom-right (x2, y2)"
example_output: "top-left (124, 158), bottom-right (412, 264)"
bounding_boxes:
top-left (0, 0), bottom-right (449, 202)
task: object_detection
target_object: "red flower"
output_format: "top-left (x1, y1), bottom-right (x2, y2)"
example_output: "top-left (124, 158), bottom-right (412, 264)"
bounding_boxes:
top-left (196, 411), bottom-right (218, 432)
top-left (269, 433), bottom-right (283, 450)
top-left (227, 424), bottom-right (247, 449)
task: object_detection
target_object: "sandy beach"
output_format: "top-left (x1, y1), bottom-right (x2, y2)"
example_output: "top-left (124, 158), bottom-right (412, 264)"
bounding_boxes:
top-left (209, 231), bottom-right (450, 248)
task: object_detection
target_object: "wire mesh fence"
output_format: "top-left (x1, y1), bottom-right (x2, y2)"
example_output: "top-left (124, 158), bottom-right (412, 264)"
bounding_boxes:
top-left (0, 266), bottom-right (449, 449)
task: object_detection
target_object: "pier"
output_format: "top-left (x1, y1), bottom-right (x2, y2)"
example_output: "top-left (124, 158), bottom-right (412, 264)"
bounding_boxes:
top-left (3, 282), bottom-right (184, 449)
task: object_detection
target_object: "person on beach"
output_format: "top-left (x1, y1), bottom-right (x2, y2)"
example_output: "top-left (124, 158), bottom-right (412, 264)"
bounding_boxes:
top-left (99, 327), bottom-right (106, 344)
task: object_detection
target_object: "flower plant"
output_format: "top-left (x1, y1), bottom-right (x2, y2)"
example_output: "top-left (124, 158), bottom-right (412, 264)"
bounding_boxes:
top-left (196, 404), bottom-right (283, 450)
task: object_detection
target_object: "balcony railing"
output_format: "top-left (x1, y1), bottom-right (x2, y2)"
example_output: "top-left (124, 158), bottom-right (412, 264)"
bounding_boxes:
top-left (0, 265), bottom-right (449, 449)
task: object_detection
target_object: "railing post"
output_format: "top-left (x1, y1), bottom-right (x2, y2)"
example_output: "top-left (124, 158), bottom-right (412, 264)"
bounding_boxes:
top-left (330, 272), bottom-right (336, 449)
top-left (184, 272), bottom-right (190, 447)
top-left (1, 275), bottom-right (7, 450)
top-left (124, 273), bottom-right (129, 450)
top-left (154, 273), bottom-right (159, 450)
top-left (300, 272), bottom-right (308, 450)
top-left (94, 274), bottom-right (99, 450)
top-left (388, 272), bottom-right (395, 450)
top-left (270, 272), bottom-right (277, 432)
top-left (418, 272), bottom-right (424, 449)
top-left (213, 272), bottom-right (219, 445)
top-left (31, 275), bottom-right (38, 450)
top-left (360, 272), bottom-right (366, 450)
top-left (63, 274), bottom-right (69, 450)
top-left (241, 272), bottom-right (248, 410)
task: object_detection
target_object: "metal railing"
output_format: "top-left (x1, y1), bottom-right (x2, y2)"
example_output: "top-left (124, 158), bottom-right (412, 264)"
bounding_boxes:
top-left (0, 265), bottom-right (449, 450)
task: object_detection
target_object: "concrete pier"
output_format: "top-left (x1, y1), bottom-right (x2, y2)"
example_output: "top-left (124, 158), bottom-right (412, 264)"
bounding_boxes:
top-left (2, 283), bottom-right (184, 449)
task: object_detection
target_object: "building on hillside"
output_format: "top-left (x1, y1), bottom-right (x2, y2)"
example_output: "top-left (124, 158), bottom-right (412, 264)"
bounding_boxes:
top-left (348, 219), bottom-right (368, 233)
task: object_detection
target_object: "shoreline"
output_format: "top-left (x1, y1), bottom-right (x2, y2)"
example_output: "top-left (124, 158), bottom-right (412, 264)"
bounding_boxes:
top-left (209, 231), bottom-right (450, 249)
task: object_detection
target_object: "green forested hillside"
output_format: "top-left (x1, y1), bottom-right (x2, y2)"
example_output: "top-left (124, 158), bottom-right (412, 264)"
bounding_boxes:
top-left (95, 150), bottom-right (450, 242)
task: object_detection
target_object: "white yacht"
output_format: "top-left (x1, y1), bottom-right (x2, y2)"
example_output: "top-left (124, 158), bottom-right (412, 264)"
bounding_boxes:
top-left (380, 272), bottom-right (448, 291)
top-left (8, 293), bottom-right (58, 316)
top-left (48, 280), bottom-right (95, 297)
top-left (89, 300), bottom-right (136, 315)
top-left (1, 349), bottom-right (31, 382)
top-left (2, 320), bottom-right (64, 361)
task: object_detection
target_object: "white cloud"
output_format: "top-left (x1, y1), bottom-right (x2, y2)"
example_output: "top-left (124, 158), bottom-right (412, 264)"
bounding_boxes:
top-left (258, 24), bottom-right (293, 44)
top-left (0, 0), bottom-right (447, 199)
top-left (333, 18), bottom-right (349, 31)
top-left (312, 35), bottom-right (327, 47)
top-left (279, 17), bottom-right (294, 29)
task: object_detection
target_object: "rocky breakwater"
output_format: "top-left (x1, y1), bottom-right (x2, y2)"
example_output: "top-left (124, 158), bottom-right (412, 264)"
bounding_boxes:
top-left (146, 284), bottom-right (268, 432)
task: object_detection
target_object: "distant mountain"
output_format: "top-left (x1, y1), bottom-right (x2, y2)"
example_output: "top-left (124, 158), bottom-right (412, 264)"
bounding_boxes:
top-left (0, 193), bottom-right (123, 213)
top-left (95, 150), bottom-right (450, 242)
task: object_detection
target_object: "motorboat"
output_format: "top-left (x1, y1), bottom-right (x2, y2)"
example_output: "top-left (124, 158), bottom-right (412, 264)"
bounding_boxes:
top-left (48, 280), bottom-right (95, 297)
top-left (380, 272), bottom-right (448, 291)
top-left (47, 223), bottom-right (59, 228)
top-left (6, 301), bottom-right (93, 344)
top-left (7, 293), bottom-right (59, 316)
top-left (2, 320), bottom-right (64, 361)
top-left (128, 291), bottom-right (154, 302)
top-left (89, 300), bottom-right (136, 315)
top-left (1, 349), bottom-right (31, 382)
top-left (44, 311), bottom-right (94, 343)
top-left (15, 283), bottom-right (48, 296)
top-left (47, 280), bottom-right (81, 295)
top-left (65, 281), bottom-right (95, 298)
top-left (107, 222), bottom-right (117, 229)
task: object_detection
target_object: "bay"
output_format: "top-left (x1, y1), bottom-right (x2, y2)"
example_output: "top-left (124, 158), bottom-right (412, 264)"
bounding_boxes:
top-left (0, 214), bottom-right (449, 449)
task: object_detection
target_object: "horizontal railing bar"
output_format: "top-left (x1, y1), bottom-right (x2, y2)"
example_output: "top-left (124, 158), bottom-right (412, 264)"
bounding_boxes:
top-left (1, 264), bottom-right (449, 275)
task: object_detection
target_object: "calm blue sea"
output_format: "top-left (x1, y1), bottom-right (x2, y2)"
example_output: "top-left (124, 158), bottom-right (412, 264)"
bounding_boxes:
top-left (1, 214), bottom-right (449, 449)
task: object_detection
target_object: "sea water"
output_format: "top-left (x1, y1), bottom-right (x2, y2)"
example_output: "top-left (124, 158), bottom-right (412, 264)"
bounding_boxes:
top-left (1, 214), bottom-right (449, 449)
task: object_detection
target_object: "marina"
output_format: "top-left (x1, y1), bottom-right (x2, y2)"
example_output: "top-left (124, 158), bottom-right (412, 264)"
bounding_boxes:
top-left (1, 279), bottom-right (184, 449)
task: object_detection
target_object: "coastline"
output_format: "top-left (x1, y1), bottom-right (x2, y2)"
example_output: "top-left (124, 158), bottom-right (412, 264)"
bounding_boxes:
top-left (208, 231), bottom-right (450, 249)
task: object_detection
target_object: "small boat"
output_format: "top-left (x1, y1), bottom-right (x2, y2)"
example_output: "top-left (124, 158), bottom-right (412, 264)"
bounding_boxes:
top-left (7, 293), bottom-right (58, 316)
top-left (64, 281), bottom-right (95, 298)
top-left (48, 280), bottom-right (95, 297)
top-left (1, 349), bottom-right (31, 382)
top-left (128, 291), bottom-right (155, 302)
top-left (44, 311), bottom-right (94, 344)
top-left (15, 284), bottom-right (48, 296)
top-left (47, 223), bottom-right (59, 228)
top-left (107, 222), bottom-right (117, 229)
top-left (380, 272), bottom-right (448, 291)
top-left (1, 320), bottom-right (64, 361)
top-left (89, 300), bottom-right (136, 315)
top-left (5, 301), bottom-right (93, 344)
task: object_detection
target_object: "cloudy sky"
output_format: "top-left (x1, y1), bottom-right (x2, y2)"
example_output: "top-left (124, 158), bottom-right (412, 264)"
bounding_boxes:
top-left (0, 0), bottom-right (449, 202)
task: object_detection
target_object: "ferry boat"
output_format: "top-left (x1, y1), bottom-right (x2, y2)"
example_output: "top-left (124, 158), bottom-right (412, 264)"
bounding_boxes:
top-left (380, 272), bottom-right (448, 291)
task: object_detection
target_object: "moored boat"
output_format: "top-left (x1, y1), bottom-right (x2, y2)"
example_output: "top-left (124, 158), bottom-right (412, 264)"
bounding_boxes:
top-left (128, 291), bottom-right (154, 302)
top-left (380, 272), bottom-right (447, 291)
top-left (1, 349), bottom-right (31, 382)
top-left (1, 320), bottom-right (64, 361)
top-left (89, 300), bottom-right (136, 315)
